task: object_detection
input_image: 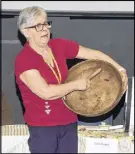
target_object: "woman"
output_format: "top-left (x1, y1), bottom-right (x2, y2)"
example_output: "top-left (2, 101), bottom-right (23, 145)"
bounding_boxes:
top-left (15, 6), bottom-right (128, 153)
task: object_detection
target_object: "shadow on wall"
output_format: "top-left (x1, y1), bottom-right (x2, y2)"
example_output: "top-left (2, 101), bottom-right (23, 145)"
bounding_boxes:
top-left (14, 75), bottom-right (25, 116)
top-left (18, 30), bottom-right (27, 46)
top-left (2, 92), bottom-right (14, 125)
top-left (10, 30), bottom-right (27, 117)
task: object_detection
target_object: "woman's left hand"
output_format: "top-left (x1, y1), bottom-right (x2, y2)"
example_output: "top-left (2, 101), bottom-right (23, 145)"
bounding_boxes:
top-left (118, 67), bottom-right (128, 94)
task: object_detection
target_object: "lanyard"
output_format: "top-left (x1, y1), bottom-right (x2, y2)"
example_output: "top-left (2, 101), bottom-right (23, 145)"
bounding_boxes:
top-left (44, 48), bottom-right (66, 102)
top-left (45, 48), bottom-right (62, 84)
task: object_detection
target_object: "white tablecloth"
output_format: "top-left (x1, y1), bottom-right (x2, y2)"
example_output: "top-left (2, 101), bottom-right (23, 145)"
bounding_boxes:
top-left (2, 136), bottom-right (29, 153)
top-left (2, 135), bottom-right (134, 153)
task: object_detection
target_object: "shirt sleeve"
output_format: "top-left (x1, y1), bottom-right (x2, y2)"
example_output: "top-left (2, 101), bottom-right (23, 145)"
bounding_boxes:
top-left (58, 38), bottom-right (79, 59)
top-left (14, 54), bottom-right (37, 78)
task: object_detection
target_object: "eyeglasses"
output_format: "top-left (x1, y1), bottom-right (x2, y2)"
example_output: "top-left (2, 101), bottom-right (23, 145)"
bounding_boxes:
top-left (25, 21), bottom-right (52, 32)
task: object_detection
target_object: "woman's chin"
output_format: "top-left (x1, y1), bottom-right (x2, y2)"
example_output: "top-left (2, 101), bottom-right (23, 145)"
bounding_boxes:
top-left (40, 38), bottom-right (49, 45)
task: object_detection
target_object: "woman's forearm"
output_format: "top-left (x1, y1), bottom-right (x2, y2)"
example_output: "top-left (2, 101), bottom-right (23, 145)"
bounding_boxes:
top-left (44, 81), bottom-right (79, 100)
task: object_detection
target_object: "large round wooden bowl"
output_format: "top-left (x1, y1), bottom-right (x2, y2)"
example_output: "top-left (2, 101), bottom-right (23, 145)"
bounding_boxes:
top-left (64, 59), bottom-right (125, 117)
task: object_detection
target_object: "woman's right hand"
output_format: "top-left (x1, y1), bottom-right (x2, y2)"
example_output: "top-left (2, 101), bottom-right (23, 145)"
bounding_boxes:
top-left (72, 68), bottom-right (102, 91)
top-left (75, 78), bottom-right (90, 91)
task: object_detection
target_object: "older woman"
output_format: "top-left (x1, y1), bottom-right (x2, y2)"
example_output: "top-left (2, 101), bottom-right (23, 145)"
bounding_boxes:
top-left (14, 6), bottom-right (127, 153)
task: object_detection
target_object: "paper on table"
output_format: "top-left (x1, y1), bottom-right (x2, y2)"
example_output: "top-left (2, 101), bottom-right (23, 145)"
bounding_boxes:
top-left (85, 137), bottom-right (118, 153)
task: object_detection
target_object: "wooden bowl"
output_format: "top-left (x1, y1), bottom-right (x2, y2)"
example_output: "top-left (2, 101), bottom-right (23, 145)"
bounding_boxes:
top-left (64, 59), bottom-right (125, 117)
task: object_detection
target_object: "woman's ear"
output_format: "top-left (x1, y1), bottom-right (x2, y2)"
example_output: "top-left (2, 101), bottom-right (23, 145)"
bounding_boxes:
top-left (22, 29), bottom-right (29, 38)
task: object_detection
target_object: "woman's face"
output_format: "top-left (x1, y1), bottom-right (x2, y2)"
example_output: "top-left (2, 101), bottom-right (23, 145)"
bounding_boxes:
top-left (24, 13), bottom-right (51, 48)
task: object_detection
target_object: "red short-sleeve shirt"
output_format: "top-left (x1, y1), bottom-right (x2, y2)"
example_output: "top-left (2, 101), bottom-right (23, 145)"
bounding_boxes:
top-left (14, 38), bottom-right (79, 126)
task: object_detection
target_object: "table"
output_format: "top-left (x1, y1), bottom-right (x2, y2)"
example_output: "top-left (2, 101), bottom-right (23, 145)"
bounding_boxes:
top-left (2, 125), bottom-right (134, 153)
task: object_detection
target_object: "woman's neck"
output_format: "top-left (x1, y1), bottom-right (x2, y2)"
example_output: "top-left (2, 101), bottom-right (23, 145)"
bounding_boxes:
top-left (28, 40), bottom-right (54, 67)
top-left (29, 41), bottom-right (48, 55)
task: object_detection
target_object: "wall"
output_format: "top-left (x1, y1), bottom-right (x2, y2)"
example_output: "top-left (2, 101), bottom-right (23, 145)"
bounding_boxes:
top-left (1, 1), bottom-right (134, 126)
top-left (2, 1), bottom-right (134, 12)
